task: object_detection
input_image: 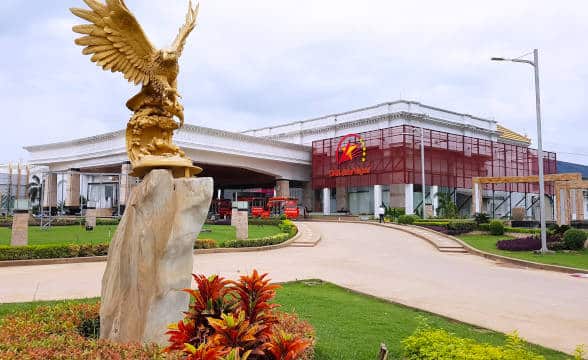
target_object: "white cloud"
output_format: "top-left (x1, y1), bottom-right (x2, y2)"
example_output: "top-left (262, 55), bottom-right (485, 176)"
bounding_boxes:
top-left (1, 0), bottom-right (587, 164)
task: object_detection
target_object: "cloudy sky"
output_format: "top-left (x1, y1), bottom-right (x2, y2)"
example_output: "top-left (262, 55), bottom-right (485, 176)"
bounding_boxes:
top-left (1, 0), bottom-right (587, 164)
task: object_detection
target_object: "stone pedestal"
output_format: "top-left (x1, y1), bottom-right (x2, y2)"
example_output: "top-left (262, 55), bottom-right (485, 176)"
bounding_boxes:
top-left (10, 212), bottom-right (29, 246)
top-left (234, 210), bottom-right (248, 240)
top-left (100, 169), bottom-right (213, 345)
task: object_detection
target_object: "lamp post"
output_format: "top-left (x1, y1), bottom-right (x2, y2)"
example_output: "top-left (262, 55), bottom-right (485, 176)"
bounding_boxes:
top-left (491, 49), bottom-right (547, 253)
top-left (400, 127), bottom-right (427, 219)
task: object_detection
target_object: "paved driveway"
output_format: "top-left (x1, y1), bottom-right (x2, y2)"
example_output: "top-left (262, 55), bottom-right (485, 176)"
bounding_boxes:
top-left (1, 222), bottom-right (587, 353)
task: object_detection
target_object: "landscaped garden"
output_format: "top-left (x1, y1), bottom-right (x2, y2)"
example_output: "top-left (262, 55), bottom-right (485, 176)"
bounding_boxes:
top-left (458, 234), bottom-right (588, 270)
top-left (0, 278), bottom-right (573, 359)
top-left (0, 219), bottom-right (297, 261)
top-left (381, 201), bottom-right (588, 271)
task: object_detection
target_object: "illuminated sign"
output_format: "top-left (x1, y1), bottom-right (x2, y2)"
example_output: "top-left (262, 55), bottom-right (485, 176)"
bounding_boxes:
top-left (336, 134), bottom-right (366, 165)
top-left (330, 134), bottom-right (370, 177)
top-left (329, 167), bottom-right (371, 177)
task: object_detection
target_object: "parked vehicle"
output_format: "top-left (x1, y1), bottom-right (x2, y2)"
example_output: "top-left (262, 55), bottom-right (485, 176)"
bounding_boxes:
top-left (254, 197), bottom-right (299, 220)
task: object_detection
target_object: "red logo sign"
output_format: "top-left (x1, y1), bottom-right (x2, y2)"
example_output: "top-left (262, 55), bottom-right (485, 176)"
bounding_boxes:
top-left (336, 134), bottom-right (366, 165)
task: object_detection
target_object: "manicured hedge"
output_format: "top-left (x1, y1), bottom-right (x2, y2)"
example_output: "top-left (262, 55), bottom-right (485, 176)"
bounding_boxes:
top-left (505, 227), bottom-right (541, 234)
top-left (417, 220), bottom-right (476, 235)
top-left (496, 235), bottom-right (565, 252)
top-left (0, 220), bottom-right (298, 260)
top-left (446, 220), bottom-right (476, 234)
top-left (222, 233), bottom-right (292, 248)
top-left (194, 238), bottom-right (218, 249)
top-left (413, 221), bottom-right (450, 226)
top-left (0, 243), bottom-right (109, 261)
top-left (398, 215), bottom-right (420, 224)
top-left (0, 217), bottom-right (120, 228)
top-left (402, 326), bottom-right (544, 360)
top-left (249, 218), bottom-right (282, 226)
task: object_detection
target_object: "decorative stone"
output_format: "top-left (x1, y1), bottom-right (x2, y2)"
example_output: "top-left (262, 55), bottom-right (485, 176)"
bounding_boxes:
top-left (100, 169), bottom-right (213, 345)
top-left (85, 209), bottom-right (97, 230)
top-left (10, 212), bottom-right (29, 246)
top-left (512, 207), bottom-right (525, 221)
top-left (234, 210), bottom-right (249, 240)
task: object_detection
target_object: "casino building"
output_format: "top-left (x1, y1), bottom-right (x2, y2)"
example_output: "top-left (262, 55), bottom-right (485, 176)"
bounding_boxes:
top-left (25, 100), bottom-right (572, 220)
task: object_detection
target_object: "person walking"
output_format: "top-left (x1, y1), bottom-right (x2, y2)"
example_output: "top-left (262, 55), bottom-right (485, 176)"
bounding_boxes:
top-left (378, 203), bottom-right (386, 223)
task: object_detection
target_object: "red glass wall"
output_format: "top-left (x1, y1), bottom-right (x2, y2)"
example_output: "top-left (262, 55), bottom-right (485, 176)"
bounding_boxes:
top-left (312, 125), bottom-right (557, 193)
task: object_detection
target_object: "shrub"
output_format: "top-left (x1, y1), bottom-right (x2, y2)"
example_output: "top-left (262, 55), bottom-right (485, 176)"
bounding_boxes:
top-left (402, 325), bottom-right (544, 360)
top-left (489, 220), bottom-right (505, 236)
top-left (385, 207), bottom-right (405, 220)
top-left (446, 220), bottom-right (476, 235)
top-left (278, 219), bottom-right (297, 236)
top-left (248, 218), bottom-right (281, 226)
top-left (413, 221), bottom-right (450, 226)
top-left (0, 243), bottom-right (109, 261)
top-left (166, 270), bottom-right (314, 360)
top-left (474, 212), bottom-right (490, 225)
top-left (0, 302), bottom-right (173, 359)
top-left (420, 225), bottom-right (450, 235)
top-left (223, 233), bottom-right (291, 248)
top-left (563, 229), bottom-right (587, 250)
top-left (96, 218), bottom-right (120, 226)
top-left (505, 227), bottom-right (541, 235)
top-left (547, 241), bottom-right (567, 251)
top-left (398, 214), bottom-right (419, 225)
top-left (194, 238), bottom-right (218, 249)
top-left (497, 236), bottom-right (543, 251)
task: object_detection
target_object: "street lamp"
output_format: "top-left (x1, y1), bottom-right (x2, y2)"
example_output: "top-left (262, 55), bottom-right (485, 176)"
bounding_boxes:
top-left (400, 127), bottom-right (427, 219)
top-left (491, 49), bottom-right (548, 253)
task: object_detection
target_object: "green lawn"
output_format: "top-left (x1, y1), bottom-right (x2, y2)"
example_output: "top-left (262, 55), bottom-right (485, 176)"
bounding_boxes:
top-left (0, 281), bottom-right (567, 359)
top-left (198, 224), bottom-right (283, 246)
top-left (0, 225), bottom-right (118, 246)
top-left (458, 234), bottom-right (588, 270)
top-left (0, 224), bottom-right (283, 247)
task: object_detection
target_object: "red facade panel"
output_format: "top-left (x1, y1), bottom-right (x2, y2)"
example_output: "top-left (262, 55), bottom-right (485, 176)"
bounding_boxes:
top-left (312, 125), bottom-right (557, 193)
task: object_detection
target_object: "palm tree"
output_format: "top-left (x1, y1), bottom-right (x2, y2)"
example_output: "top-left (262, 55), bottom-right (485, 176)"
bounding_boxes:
top-left (28, 175), bottom-right (41, 206)
top-left (435, 192), bottom-right (459, 219)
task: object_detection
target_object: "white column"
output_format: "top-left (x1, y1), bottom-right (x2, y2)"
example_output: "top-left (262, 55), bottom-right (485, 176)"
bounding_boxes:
top-left (571, 189), bottom-right (577, 220)
top-left (405, 184), bottom-right (414, 215)
top-left (322, 188), bottom-right (331, 215)
top-left (559, 189), bottom-right (567, 225)
top-left (431, 185), bottom-right (439, 217)
top-left (474, 183), bottom-right (482, 214)
top-left (373, 185), bottom-right (383, 215)
top-left (553, 194), bottom-right (557, 223)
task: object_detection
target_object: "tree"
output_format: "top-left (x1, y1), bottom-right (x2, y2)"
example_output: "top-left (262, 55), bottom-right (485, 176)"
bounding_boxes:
top-left (435, 192), bottom-right (459, 218)
top-left (28, 175), bottom-right (41, 206)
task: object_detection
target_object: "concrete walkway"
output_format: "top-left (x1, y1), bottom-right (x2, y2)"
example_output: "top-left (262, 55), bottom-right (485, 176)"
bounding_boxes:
top-left (0, 222), bottom-right (587, 354)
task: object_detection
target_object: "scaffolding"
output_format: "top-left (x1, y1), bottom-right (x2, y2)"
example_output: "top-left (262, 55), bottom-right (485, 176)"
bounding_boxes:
top-left (312, 125), bottom-right (558, 217)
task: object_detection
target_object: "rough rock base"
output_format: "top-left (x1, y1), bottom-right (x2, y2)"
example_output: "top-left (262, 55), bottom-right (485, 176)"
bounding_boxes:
top-left (100, 169), bottom-right (213, 345)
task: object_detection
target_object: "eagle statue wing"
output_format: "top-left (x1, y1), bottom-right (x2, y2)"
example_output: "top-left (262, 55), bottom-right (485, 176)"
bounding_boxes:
top-left (70, 0), bottom-right (156, 86)
top-left (171, 1), bottom-right (199, 57)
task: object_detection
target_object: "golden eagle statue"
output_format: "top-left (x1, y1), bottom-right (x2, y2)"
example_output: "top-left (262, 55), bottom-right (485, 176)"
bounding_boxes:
top-left (71, 0), bottom-right (201, 178)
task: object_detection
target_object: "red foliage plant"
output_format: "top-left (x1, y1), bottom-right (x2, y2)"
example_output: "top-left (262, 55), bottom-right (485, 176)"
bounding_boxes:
top-left (166, 270), bottom-right (314, 360)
